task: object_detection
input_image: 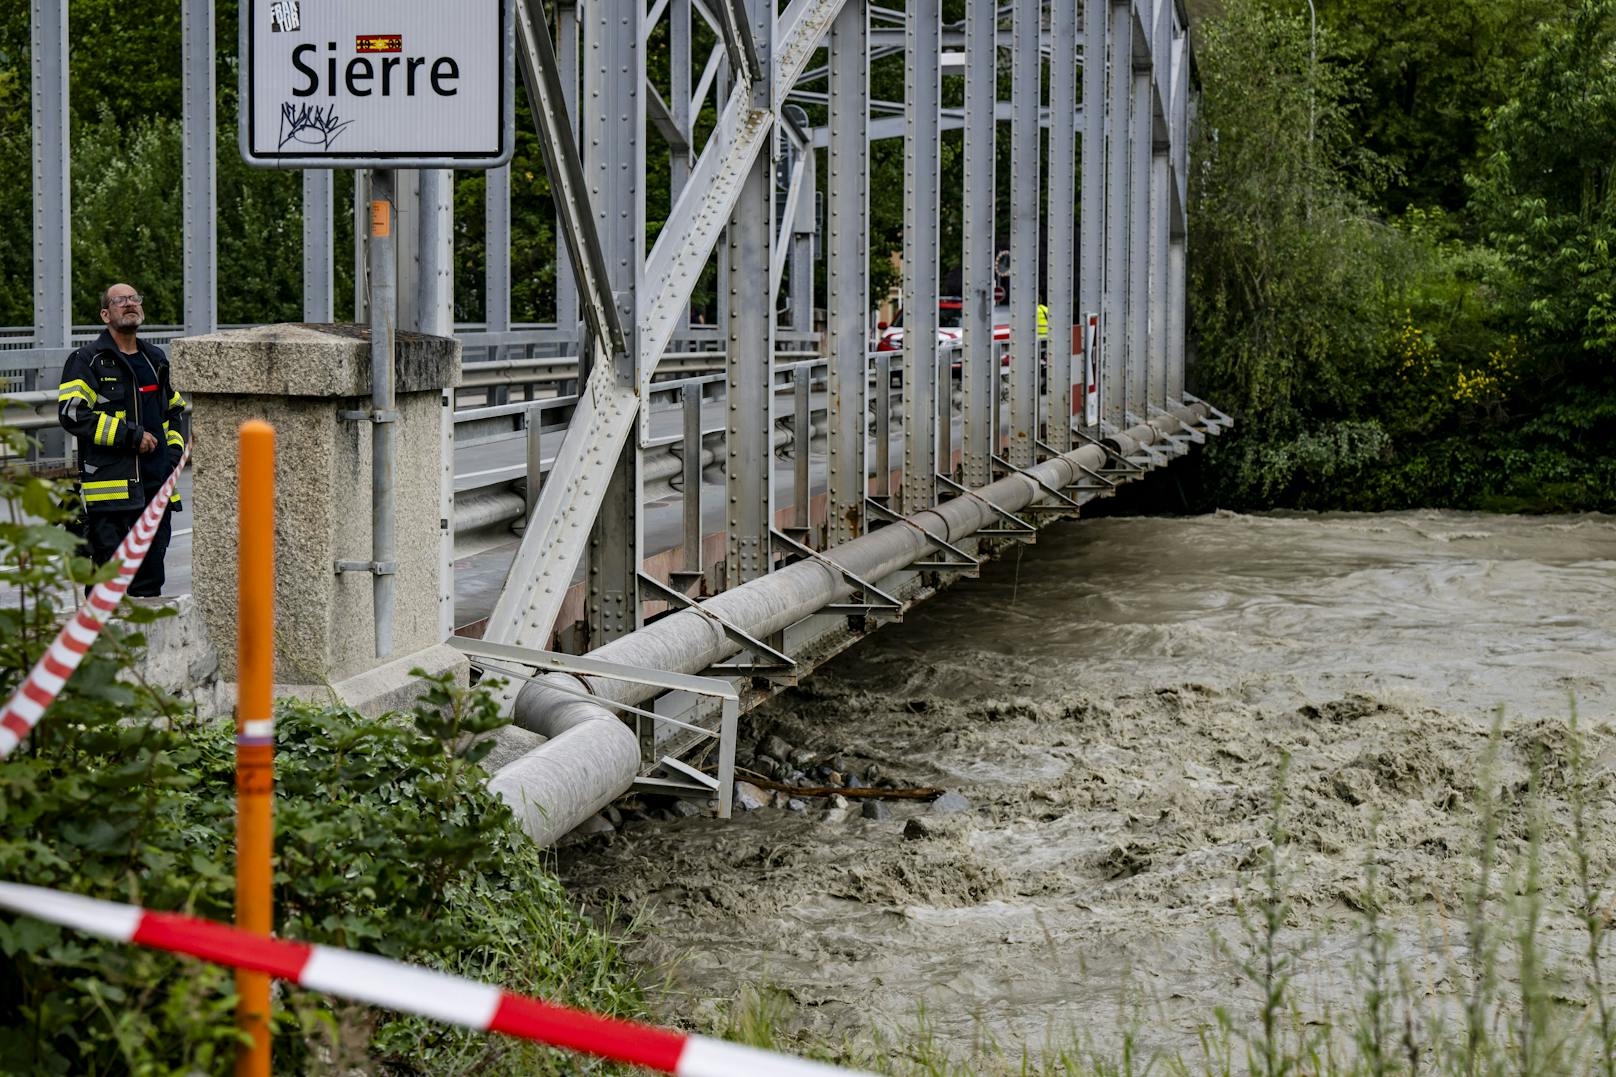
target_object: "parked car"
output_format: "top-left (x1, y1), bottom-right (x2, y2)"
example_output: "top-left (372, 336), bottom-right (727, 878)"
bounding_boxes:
top-left (879, 299), bottom-right (1047, 347)
top-left (878, 300), bottom-right (1053, 389)
top-left (874, 297), bottom-right (966, 353)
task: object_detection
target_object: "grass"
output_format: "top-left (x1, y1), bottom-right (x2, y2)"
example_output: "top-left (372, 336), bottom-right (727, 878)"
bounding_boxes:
top-left (691, 710), bottom-right (1616, 1077)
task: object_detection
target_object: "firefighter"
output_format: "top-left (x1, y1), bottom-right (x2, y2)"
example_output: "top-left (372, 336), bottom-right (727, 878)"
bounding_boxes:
top-left (56, 284), bottom-right (186, 597)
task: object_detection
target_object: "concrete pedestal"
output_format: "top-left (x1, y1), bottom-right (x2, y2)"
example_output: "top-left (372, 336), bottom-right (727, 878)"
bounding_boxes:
top-left (170, 324), bottom-right (464, 714)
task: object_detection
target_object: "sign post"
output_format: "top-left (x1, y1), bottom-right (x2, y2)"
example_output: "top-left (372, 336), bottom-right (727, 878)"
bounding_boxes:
top-left (234, 0), bottom-right (515, 1061)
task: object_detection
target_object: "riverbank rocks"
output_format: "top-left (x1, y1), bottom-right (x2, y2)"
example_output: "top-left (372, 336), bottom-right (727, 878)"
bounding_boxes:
top-left (930, 791), bottom-right (972, 814)
top-left (861, 800), bottom-right (892, 821)
top-left (757, 735), bottom-right (794, 762)
top-left (903, 817), bottom-right (937, 840)
top-left (733, 781), bottom-right (769, 812)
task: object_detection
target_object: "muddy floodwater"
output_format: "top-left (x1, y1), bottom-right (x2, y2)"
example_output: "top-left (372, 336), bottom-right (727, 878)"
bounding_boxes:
top-left (559, 511), bottom-right (1616, 1065)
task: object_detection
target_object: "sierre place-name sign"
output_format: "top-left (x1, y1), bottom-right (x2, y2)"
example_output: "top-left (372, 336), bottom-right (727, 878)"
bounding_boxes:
top-left (239, 0), bottom-right (514, 168)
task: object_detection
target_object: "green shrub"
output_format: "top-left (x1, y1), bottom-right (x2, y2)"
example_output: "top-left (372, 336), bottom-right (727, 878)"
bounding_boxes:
top-left (0, 417), bottom-right (643, 1074)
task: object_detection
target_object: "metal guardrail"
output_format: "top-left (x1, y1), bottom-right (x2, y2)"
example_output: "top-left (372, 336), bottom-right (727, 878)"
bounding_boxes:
top-left (5, 339), bottom-right (987, 563)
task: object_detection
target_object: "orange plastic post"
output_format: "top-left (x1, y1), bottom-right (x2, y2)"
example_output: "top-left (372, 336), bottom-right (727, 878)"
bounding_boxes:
top-left (235, 421), bottom-right (275, 1076)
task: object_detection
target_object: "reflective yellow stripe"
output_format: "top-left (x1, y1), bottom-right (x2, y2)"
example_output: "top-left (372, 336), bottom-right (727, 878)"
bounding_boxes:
top-left (166, 431), bottom-right (185, 447)
top-left (93, 413), bottom-right (123, 447)
top-left (58, 378), bottom-right (94, 399)
top-left (58, 387), bottom-right (94, 404)
top-left (82, 479), bottom-right (130, 503)
top-left (168, 390), bottom-right (186, 408)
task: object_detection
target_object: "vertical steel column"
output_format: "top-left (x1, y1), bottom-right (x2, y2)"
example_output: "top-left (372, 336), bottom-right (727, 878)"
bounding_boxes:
top-left (1148, 133), bottom-right (1170, 410)
top-left (182, 0), bottom-right (217, 336)
top-left (354, 172), bottom-right (368, 321)
top-left (393, 171), bottom-right (422, 336)
top-left (584, 0), bottom-right (645, 642)
top-left (416, 168), bottom-right (455, 642)
top-left (1006, 0), bottom-right (1041, 468)
top-left (1103, 1), bottom-right (1131, 428)
top-left (792, 366), bottom-right (811, 531)
top-left (725, 0), bottom-right (775, 587)
top-left (670, 0), bottom-right (694, 255)
top-left (712, 53), bottom-right (732, 349)
top-left (367, 170), bottom-right (398, 659)
top-left (789, 149), bottom-right (816, 334)
top-left (680, 383), bottom-right (702, 575)
top-left (1168, 34), bottom-right (1189, 401)
top-left (960, 0), bottom-right (997, 487)
top-left (30, 0), bottom-right (70, 352)
top-left (1079, 0), bottom-right (1106, 426)
top-left (486, 164), bottom-right (513, 357)
top-left (824, 0), bottom-right (869, 548)
top-left (1046, 0), bottom-right (1079, 452)
top-left (302, 172), bottom-right (334, 322)
top-left (416, 171), bottom-right (454, 334)
top-left (1128, 42), bottom-right (1152, 420)
top-left (554, 1), bottom-right (581, 337)
top-left (900, 0), bottom-right (941, 513)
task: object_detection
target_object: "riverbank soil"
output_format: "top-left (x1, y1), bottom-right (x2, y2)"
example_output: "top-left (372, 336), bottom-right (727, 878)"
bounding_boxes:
top-left (558, 512), bottom-right (1616, 1068)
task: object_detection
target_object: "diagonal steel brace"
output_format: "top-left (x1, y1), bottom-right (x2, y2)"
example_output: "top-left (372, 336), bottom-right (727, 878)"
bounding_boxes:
top-left (770, 529), bottom-right (903, 616)
top-left (864, 498), bottom-right (980, 575)
top-left (992, 454), bottom-right (1084, 513)
top-left (1035, 438), bottom-right (1119, 496)
top-left (638, 572), bottom-right (796, 669)
top-left (714, 0), bottom-right (765, 87)
top-left (515, 0), bottom-right (627, 362)
top-left (936, 472), bottom-right (1036, 541)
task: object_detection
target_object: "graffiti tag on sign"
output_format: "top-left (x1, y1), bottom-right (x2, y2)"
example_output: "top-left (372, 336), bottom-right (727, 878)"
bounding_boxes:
top-left (278, 103), bottom-right (355, 150)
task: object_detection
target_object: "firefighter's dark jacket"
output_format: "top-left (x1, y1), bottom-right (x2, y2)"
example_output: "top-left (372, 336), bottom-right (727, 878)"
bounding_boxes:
top-left (56, 329), bottom-right (186, 513)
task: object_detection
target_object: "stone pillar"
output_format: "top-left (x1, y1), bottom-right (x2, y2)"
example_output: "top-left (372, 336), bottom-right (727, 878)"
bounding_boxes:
top-left (170, 324), bottom-right (465, 714)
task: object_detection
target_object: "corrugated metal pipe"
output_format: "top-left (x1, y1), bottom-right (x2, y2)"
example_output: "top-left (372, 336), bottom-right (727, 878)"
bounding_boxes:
top-left (488, 404), bottom-right (1209, 844)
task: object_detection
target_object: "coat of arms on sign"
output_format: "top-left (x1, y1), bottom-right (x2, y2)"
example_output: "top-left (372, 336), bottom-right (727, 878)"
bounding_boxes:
top-left (270, 1), bottom-right (301, 32)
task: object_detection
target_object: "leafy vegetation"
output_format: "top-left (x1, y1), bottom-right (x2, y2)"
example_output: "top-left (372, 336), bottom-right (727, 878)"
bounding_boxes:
top-left (0, 416), bottom-right (645, 1074)
top-left (1186, 0), bottom-right (1616, 513)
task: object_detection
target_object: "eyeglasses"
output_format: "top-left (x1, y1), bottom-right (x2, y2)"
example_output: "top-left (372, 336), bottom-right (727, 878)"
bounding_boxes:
top-left (107, 294), bottom-right (143, 308)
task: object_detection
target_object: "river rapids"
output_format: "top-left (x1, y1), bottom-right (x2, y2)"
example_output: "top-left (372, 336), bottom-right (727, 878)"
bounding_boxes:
top-left (558, 511), bottom-right (1616, 1067)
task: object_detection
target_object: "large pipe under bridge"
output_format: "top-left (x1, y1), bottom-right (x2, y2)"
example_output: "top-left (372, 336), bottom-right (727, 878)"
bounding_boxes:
top-left (465, 405), bottom-right (1219, 846)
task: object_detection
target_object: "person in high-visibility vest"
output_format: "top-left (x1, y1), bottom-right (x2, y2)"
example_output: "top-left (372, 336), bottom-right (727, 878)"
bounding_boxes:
top-left (1037, 303), bottom-right (1049, 338)
top-left (56, 284), bottom-right (186, 597)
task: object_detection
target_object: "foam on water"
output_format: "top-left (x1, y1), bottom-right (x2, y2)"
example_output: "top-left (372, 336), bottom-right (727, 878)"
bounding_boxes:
top-left (560, 512), bottom-right (1616, 1065)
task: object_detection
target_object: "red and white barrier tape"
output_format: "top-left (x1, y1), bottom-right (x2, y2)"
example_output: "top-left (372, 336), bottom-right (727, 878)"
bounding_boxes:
top-left (0, 448), bottom-right (190, 757)
top-left (0, 882), bottom-right (870, 1076)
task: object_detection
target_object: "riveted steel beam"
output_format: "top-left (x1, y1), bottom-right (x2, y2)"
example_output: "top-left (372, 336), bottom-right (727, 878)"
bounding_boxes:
top-left (725, 0), bottom-right (775, 589)
top-left (1006, 0), bottom-right (1041, 468)
top-left (824, 0), bottom-right (869, 548)
top-left (302, 171), bottom-right (334, 322)
top-left (1128, 53), bottom-right (1152, 420)
top-left (30, 0), bottom-right (70, 351)
top-left (1046, 0), bottom-right (1079, 452)
top-left (554, 2), bottom-right (580, 336)
top-left (1103, 0), bottom-right (1131, 428)
top-left (640, 0), bottom-right (846, 381)
top-left (900, 0), bottom-right (941, 513)
top-left (580, 0), bottom-right (645, 645)
top-left (960, 0), bottom-right (996, 488)
top-left (182, 0), bottom-right (217, 336)
top-left (515, 0), bottom-right (627, 362)
top-left (1079, 0), bottom-right (1107, 428)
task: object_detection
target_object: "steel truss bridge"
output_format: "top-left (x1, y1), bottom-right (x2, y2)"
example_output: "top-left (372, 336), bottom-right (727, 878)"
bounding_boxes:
top-left (13, 0), bottom-right (1222, 839)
